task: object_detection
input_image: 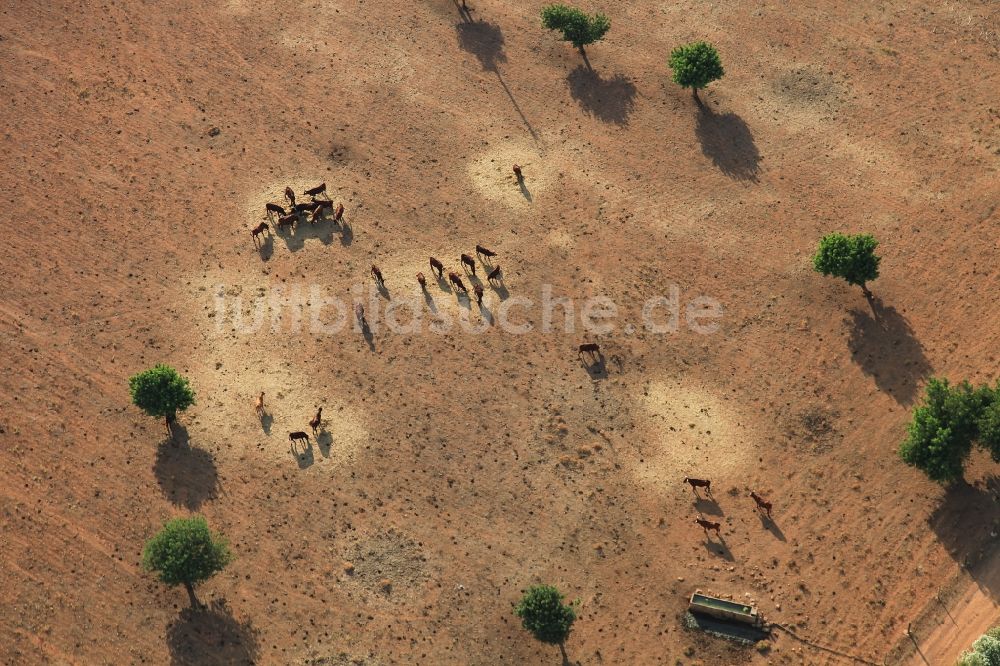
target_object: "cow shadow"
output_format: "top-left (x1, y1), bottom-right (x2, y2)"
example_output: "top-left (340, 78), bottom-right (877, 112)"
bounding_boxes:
top-left (566, 66), bottom-right (637, 126)
top-left (929, 475), bottom-right (1000, 602)
top-left (758, 513), bottom-right (787, 542)
top-left (517, 177), bottom-right (533, 202)
top-left (703, 535), bottom-right (735, 561)
top-left (259, 412), bottom-right (273, 435)
top-left (291, 438), bottom-right (315, 469)
top-left (376, 282), bottom-right (390, 300)
top-left (422, 289), bottom-right (438, 314)
top-left (580, 354), bottom-right (608, 380)
top-left (166, 599), bottom-right (259, 666)
top-left (277, 219), bottom-right (332, 252)
top-left (255, 235), bottom-right (273, 261)
top-left (340, 221), bottom-right (353, 246)
top-left (361, 322), bottom-right (375, 352)
top-left (479, 303), bottom-right (495, 326)
top-left (316, 431), bottom-right (333, 458)
top-left (847, 298), bottom-right (931, 405)
top-left (694, 497), bottom-right (724, 517)
top-left (695, 102), bottom-right (761, 182)
top-left (154, 429), bottom-right (220, 510)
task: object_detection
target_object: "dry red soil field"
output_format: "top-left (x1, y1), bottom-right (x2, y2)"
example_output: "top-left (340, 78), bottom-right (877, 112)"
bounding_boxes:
top-left (1, 0), bottom-right (998, 664)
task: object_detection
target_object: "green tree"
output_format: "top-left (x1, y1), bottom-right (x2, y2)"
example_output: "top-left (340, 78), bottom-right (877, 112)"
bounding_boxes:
top-left (541, 5), bottom-right (610, 56)
top-left (514, 584), bottom-right (578, 657)
top-left (976, 383), bottom-right (1000, 462)
top-left (668, 41), bottom-right (724, 100)
top-left (898, 379), bottom-right (989, 484)
top-left (812, 232), bottom-right (881, 298)
top-left (129, 364), bottom-right (195, 430)
top-left (972, 634), bottom-right (1000, 665)
top-left (143, 516), bottom-right (232, 607)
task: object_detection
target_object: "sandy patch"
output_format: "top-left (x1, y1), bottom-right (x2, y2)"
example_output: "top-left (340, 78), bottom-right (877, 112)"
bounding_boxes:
top-left (632, 379), bottom-right (757, 489)
top-left (467, 142), bottom-right (554, 209)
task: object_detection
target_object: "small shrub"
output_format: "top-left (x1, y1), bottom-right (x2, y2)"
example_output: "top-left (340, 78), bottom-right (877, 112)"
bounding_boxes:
top-left (514, 584), bottom-right (577, 646)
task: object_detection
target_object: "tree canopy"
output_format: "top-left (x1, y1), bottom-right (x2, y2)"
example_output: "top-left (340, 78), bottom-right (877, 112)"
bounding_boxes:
top-left (514, 584), bottom-right (577, 646)
top-left (541, 5), bottom-right (610, 51)
top-left (812, 232), bottom-right (881, 295)
top-left (899, 378), bottom-right (998, 483)
top-left (668, 42), bottom-right (724, 97)
top-left (143, 516), bottom-right (232, 606)
top-left (129, 364), bottom-right (195, 422)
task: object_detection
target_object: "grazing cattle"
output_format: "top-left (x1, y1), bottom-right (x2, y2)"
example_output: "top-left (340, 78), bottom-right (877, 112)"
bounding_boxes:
top-left (334, 203), bottom-right (344, 223)
top-left (316, 199), bottom-right (334, 212)
top-left (448, 272), bottom-right (467, 293)
top-left (295, 201), bottom-right (320, 213)
top-left (304, 182), bottom-right (326, 198)
top-left (254, 392), bottom-right (265, 418)
top-left (250, 222), bottom-right (269, 246)
top-left (371, 265), bottom-right (385, 286)
top-left (750, 491), bottom-right (773, 519)
top-left (429, 257), bottom-right (444, 278)
top-left (309, 207), bottom-right (323, 224)
top-left (417, 272), bottom-right (427, 289)
top-left (512, 164), bottom-right (523, 180)
top-left (475, 244), bottom-right (497, 260)
top-left (486, 265), bottom-right (502, 284)
top-left (284, 186), bottom-right (296, 207)
top-left (289, 431), bottom-right (309, 444)
top-left (578, 342), bottom-right (601, 357)
top-left (696, 518), bottom-right (721, 536)
top-left (309, 407), bottom-right (323, 434)
top-left (460, 254), bottom-right (477, 275)
top-left (277, 213), bottom-right (296, 231)
top-left (355, 303), bottom-right (366, 326)
top-left (684, 477), bottom-right (712, 496)
top-left (265, 202), bottom-right (287, 217)
top-left (474, 284), bottom-right (484, 306)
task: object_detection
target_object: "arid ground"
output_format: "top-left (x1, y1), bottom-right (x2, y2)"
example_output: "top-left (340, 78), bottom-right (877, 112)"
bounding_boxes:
top-left (1, 0), bottom-right (998, 664)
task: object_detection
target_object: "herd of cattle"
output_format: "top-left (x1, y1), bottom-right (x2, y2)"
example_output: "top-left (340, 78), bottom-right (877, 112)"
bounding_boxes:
top-left (683, 476), bottom-right (776, 538)
top-left (250, 183), bottom-right (345, 246)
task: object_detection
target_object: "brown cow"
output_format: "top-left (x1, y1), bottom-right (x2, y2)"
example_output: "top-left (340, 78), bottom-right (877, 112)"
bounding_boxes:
top-left (277, 213), bottom-right (297, 231)
top-left (316, 199), bottom-right (335, 212)
top-left (417, 272), bottom-right (427, 289)
top-left (578, 342), bottom-right (600, 358)
top-left (289, 431), bottom-right (309, 444)
top-left (308, 207), bottom-right (323, 224)
top-left (304, 182), bottom-right (326, 198)
top-left (254, 392), bottom-right (265, 418)
top-left (750, 491), bottom-right (773, 519)
top-left (284, 186), bottom-right (296, 207)
top-left (475, 244), bottom-right (497, 260)
top-left (309, 407), bottom-right (323, 434)
top-left (473, 284), bottom-right (484, 306)
top-left (333, 203), bottom-right (345, 223)
top-left (460, 253), bottom-right (476, 275)
top-left (251, 222), bottom-right (269, 246)
top-left (265, 202), bottom-right (287, 217)
top-left (512, 164), bottom-right (523, 180)
top-left (486, 265), bottom-right (502, 284)
top-left (355, 303), bottom-right (366, 326)
top-left (429, 257), bottom-right (445, 279)
top-left (295, 201), bottom-right (320, 213)
top-left (371, 265), bottom-right (385, 286)
top-left (684, 477), bottom-right (712, 496)
top-left (696, 518), bottom-right (721, 536)
top-left (448, 272), bottom-right (467, 293)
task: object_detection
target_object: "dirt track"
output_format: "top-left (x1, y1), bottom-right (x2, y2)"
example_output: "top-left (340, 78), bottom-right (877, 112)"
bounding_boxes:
top-left (1, 0), bottom-right (998, 664)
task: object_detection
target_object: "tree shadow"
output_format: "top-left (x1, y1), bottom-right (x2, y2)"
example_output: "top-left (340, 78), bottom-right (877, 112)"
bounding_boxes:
top-left (694, 103), bottom-right (761, 182)
top-left (694, 497), bottom-right (724, 517)
top-left (566, 66), bottom-right (637, 126)
top-left (929, 475), bottom-right (1000, 603)
top-left (166, 598), bottom-right (259, 666)
top-left (153, 432), bottom-right (220, 510)
top-left (455, 19), bottom-right (506, 72)
top-left (846, 298), bottom-right (931, 405)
